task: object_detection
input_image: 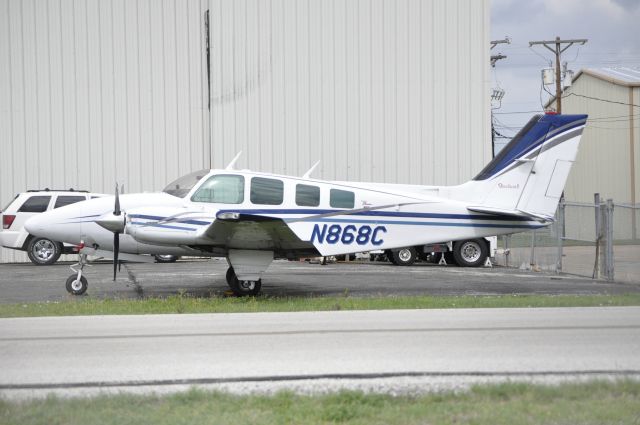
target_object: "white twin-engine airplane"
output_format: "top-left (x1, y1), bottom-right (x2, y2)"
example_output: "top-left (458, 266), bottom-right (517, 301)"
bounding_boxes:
top-left (25, 113), bottom-right (587, 296)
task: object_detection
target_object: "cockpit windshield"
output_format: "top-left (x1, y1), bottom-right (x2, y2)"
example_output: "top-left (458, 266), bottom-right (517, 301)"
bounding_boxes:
top-left (162, 169), bottom-right (209, 198)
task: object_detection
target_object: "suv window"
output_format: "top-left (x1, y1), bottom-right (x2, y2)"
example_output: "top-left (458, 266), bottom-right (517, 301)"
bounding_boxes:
top-left (54, 196), bottom-right (86, 209)
top-left (296, 184), bottom-right (320, 207)
top-left (191, 175), bottom-right (244, 204)
top-left (330, 189), bottom-right (355, 209)
top-left (18, 196), bottom-right (51, 213)
top-left (251, 177), bottom-right (284, 205)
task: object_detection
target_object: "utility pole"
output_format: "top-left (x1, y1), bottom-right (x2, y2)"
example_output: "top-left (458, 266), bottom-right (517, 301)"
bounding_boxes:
top-left (490, 37), bottom-right (510, 68)
top-left (529, 37), bottom-right (587, 113)
top-left (490, 38), bottom-right (510, 157)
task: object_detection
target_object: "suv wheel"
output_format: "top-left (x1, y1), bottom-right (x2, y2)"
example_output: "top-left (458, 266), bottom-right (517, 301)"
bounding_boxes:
top-left (27, 237), bottom-right (62, 265)
top-left (391, 247), bottom-right (418, 266)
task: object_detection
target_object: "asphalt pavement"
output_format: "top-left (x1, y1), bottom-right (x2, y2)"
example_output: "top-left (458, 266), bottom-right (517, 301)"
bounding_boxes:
top-left (1, 307), bottom-right (639, 398)
top-left (1, 258), bottom-right (640, 303)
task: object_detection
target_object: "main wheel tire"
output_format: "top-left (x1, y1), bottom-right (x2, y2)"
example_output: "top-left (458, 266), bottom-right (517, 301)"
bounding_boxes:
top-left (27, 237), bottom-right (62, 265)
top-left (452, 239), bottom-right (489, 267)
top-left (65, 274), bottom-right (88, 295)
top-left (391, 247), bottom-right (418, 266)
top-left (229, 277), bottom-right (262, 296)
top-left (154, 254), bottom-right (180, 263)
top-left (225, 267), bottom-right (235, 285)
top-left (226, 267), bottom-right (262, 296)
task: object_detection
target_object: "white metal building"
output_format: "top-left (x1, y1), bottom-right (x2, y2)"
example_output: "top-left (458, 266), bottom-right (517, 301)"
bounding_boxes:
top-left (0, 0), bottom-right (491, 262)
top-left (547, 67), bottom-right (639, 205)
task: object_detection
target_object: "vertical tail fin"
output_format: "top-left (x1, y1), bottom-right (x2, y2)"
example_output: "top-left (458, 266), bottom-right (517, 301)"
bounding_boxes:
top-left (464, 113), bottom-right (587, 220)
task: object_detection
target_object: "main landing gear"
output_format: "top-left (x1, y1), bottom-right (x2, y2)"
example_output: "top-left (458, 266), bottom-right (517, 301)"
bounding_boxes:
top-left (224, 249), bottom-right (272, 297)
top-left (66, 253), bottom-right (90, 295)
top-left (225, 267), bottom-right (262, 296)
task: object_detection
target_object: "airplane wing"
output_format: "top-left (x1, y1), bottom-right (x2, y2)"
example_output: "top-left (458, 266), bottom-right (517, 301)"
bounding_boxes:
top-left (205, 201), bottom-right (436, 256)
top-left (203, 214), bottom-right (318, 253)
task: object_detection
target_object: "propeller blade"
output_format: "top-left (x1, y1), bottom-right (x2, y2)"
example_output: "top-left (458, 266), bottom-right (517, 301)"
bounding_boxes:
top-left (113, 233), bottom-right (119, 281)
top-left (114, 183), bottom-right (121, 216)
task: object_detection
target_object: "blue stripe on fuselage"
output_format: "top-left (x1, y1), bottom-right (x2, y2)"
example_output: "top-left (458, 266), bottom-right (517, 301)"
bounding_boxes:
top-left (305, 217), bottom-right (543, 229)
top-left (128, 214), bottom-right (211, 226)
top-left (216, 209), bottom-right (530, 221)
top-left (129, 221), bottom-right (198, 231)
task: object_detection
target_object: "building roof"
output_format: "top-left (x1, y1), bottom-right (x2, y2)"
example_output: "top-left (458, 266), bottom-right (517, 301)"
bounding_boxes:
top-left (574, 67), bottom-right (640, 87)
top-left (544, 67), bottom-right (640, 108)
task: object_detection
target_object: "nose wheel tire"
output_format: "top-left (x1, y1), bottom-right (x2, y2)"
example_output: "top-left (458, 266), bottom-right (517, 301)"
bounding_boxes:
top-left (27, 237), bottom-right (62, 265)
top-left (65, 275), bottom-right (88, 295)
top-left (225, 267), bottom-right (262, 296)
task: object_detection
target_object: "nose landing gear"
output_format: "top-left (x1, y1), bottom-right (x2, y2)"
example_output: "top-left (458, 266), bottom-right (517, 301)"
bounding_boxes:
top-left (66, 253), bottom-right (90, 295)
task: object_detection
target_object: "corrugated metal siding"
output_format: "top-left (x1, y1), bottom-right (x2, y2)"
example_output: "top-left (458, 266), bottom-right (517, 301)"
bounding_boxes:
top-left (0, 0), bottom-right (210, 263)
top-left (208, 0), bottom-right (491, 183)
top-left (1, 0), bottom-right (490, 263)
top-left (560, 76), bottom-right (638, 204)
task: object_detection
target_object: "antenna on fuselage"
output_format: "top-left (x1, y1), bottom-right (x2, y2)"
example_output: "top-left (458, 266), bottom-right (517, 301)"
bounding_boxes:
top-left (225, 151), bottom-right (242, 170)
top-left (302, 160), bottom-right (320, 179)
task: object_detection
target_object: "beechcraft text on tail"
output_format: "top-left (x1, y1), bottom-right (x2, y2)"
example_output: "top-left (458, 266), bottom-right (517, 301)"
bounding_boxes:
top-left (24, 113), bottom-right (588, 296)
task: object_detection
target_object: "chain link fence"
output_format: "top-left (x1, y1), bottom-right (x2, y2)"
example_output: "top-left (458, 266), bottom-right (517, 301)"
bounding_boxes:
top-left (494, 195), bottom-right (640, 283)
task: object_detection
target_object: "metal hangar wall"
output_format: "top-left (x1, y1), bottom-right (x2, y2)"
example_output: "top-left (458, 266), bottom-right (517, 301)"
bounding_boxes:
top-left (0, 0), bottom-right (490, 262)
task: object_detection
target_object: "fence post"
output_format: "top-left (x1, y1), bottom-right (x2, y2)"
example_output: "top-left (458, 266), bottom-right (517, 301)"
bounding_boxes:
top-left (604, 199), bottom-right (615, 281)
top-left (504, 234), bottom-right (510, 268)
top-left (529, 229), bottom-right (536, 269)
top-left (593, 193), bottom-right (602, 279)
top-left (556, 199), bottom-right (564, 273)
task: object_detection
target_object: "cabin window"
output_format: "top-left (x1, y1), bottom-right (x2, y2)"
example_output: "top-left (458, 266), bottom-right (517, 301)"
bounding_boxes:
top-left (191, 175), bottom-right (244, 204)
top-left (163, 169), bottom-right (209, 198)
top-left (251, 177), bottom-right (284, 205)
top-left (295, 184), bottom-right (320, 207)
top-left (18, 196), bottom-right (51, 213)
top-left (330, 189), bottom-right (355, 209)
top-left (54, 196), bottom-right (86, 209)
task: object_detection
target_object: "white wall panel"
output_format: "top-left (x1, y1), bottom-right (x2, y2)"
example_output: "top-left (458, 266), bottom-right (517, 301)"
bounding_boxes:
top-left (0, 0), bottom-right (209, 262)
top-left (207, 0), bottom-right (490, 184)
top-left (211, 0), bottom-right (489, 184)
top-left (560, 76), bottom-right (638, 205)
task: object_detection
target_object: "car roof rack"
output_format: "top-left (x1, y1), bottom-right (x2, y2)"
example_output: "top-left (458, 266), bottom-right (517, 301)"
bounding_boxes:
top-left (26, 188), bottom-right (89, 193)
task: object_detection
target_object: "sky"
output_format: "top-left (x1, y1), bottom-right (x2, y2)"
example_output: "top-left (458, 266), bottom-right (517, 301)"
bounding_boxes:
top-left (490, 0), bottom-right (640, 150)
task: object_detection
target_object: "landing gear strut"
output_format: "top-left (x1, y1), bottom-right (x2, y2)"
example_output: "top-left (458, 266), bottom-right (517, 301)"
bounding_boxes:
top-left (66, 253), bottom-right (89, 295)
top-left (225, 266), bottom-right (262, 296)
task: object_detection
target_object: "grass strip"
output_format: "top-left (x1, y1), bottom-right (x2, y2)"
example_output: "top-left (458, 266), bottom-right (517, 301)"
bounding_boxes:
top-left (1, 380), bottom-right (639, 425)
top-left (1, 293), bottom-right (639, 318)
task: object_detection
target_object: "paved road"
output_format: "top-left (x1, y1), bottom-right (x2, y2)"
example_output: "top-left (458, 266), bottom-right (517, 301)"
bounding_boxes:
top-left (1, 307), bottom-right (639, 398)
top-left (1, 259), bottom-right (639, 303)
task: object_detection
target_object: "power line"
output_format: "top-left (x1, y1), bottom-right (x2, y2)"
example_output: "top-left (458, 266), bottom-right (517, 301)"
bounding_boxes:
top-left (588, 124), bottom-right (640, 130)
top-left (563, 92), bottom-right (640, 108)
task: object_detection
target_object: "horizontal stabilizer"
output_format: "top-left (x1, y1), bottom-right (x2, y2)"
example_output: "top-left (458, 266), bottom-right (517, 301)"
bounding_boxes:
top-left (467, 206), bottom-right (554, 223)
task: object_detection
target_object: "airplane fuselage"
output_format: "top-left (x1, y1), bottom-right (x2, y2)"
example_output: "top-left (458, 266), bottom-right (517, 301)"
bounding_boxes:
top-left (27, 170), bottom-right (543, 259)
